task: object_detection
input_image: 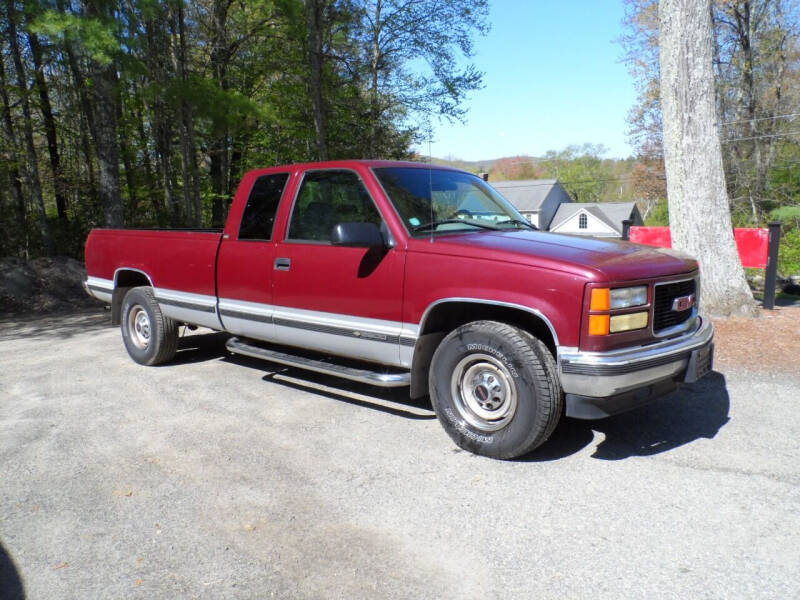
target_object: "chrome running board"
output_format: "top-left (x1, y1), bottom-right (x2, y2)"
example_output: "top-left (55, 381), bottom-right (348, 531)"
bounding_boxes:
top-left (226, 337), bottom-right (411, 388)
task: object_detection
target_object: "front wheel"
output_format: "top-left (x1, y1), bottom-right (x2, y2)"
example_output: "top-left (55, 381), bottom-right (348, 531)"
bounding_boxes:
top-left (429, 320), bottom-right (562, 459)
top-left (120, 286), bottom-right (179, 366)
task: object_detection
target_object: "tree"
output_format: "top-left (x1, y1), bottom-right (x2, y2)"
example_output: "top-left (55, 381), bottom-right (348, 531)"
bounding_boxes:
top-left (536, 144), bottom-right (619, 203)
top-left (350, 0), bottom-right (489, 156)
top-left (1, 0), bottom-right (465, 259)
top-left (27, 25), bottom-right (69, 223)
top-left (714, 1), bottom-right (800, 223)
top-left (0, 43), bottom-right (27, 254)
top-left (621, 0), bottom-right (800, 224)
top-left (489, 156), bottom-right (540, 181)
top-left (86, 1), bottom-right (124, 228)
top-left (659, 0), bottom-right (756, 316)
top-left (305, 0), bottom-right (329, 160)
top-left (5, 0), bottom-right (53, 253)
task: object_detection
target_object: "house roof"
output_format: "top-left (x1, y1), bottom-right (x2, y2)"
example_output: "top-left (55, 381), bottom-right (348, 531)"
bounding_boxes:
top-left (490, 179), bottom-right (559, 212)
top-left (549, 202), bottom-right (638, 234)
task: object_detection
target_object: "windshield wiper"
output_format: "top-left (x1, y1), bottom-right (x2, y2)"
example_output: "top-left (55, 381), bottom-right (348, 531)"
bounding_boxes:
top-left (496, 218), bottom-right (537, 230)
top-left (412, 219), bottom-right (499, 233)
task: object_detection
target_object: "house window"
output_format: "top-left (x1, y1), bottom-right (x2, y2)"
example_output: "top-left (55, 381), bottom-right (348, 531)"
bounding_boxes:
top-left (578, 213), bottom-right (588, 229)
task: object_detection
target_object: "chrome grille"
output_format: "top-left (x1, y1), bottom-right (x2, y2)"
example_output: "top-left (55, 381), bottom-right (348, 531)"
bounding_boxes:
top-left (653, 278), bottom-right (696, 332)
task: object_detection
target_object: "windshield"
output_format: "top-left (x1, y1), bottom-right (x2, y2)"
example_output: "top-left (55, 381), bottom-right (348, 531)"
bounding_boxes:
top-left (372, 167), bottom-right (535, 236)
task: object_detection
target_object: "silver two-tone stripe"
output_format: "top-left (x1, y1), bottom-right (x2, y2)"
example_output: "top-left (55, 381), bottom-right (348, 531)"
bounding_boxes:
top-left (154, 288), bottom-right (221, 330)
top-left (218, 299), bottom-right (419, 368)
top-left (85, 276), bottom-right (114, 302)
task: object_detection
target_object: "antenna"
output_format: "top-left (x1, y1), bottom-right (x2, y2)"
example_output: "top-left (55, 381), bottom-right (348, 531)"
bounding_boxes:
top-left (428, 124), bottom-right (434, 243)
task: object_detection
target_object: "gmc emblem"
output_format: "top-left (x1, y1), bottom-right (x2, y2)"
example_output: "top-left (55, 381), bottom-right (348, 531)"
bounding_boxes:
top-left (672, 294), bottom-right (696, 312)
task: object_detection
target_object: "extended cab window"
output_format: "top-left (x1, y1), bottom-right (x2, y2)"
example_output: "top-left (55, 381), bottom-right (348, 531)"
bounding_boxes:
top-left (238, 173), bottom-right (289, 240)
top-left (288, 170), bottom-right (382, 242)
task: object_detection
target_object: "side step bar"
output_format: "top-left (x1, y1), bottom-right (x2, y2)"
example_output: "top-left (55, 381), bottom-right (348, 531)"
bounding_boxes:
top-left (225, 337), bottom-right (411, 388)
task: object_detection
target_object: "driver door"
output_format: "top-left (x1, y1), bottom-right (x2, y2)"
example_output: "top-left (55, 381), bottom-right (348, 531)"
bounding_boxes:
top-left (271, 169), bottom-right (407, 366)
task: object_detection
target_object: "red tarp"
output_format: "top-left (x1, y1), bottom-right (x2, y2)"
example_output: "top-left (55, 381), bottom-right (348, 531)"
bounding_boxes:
top-left (629, 226), bottom-right (769, 269)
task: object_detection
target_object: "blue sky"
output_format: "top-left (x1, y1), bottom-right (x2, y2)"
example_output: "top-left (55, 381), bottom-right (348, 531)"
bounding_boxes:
top-left (418, 1), bottom-right (637, 161)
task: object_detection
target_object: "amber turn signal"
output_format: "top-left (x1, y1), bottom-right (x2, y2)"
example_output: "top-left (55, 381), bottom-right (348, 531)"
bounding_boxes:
top-left (588, 314), bottom-right (610, 336)
top-left (590, 288), bottom-right (610, 311)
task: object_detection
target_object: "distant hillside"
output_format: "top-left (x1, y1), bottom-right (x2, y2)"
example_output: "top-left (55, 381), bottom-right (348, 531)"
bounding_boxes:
top-left (410, 154), bottom-right (541, 174)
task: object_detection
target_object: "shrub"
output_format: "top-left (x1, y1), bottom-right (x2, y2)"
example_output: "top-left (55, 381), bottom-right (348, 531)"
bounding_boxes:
top-left (778, 228), bottom-right (800, 276)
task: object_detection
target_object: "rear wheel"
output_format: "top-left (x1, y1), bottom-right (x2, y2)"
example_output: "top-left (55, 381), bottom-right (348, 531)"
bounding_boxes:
top-left (120, 287), bottom-right (179, 365)
top-left (429, 320), bottom-right (562, 459)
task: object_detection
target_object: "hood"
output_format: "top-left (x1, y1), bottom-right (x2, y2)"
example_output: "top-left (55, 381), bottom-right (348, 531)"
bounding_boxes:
top-left (409, 230), bottom-right (697, 282)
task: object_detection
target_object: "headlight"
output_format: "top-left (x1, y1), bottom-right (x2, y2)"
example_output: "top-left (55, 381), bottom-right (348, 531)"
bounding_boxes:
top-left (610, 286), bottom-right (648, 309)
top-left (609, 311), bottom-right (649, 333)
top-left (588, 285), bottom-right (650, 336)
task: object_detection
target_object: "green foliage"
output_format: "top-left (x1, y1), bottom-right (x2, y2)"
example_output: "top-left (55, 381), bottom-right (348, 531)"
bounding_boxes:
top-left (2, 0), bottom-right (487, 257)
top-left (778, 228), bottom-right (800, 276)
top-left (769, 206), bottom-right (800, 231)
top-left (30, 10), bottom-right (119, 64)
top-left (535, 144), bottom-right (627, 203)
top-left (645, 199), bottom-right (669, 226)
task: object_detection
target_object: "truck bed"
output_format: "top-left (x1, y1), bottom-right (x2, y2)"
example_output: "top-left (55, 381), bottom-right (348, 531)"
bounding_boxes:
top-left (85, 229), bottom-right (223, 326)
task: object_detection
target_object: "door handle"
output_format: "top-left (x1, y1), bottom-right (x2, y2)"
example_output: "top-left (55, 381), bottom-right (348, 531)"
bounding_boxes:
top-left (274, 257), bottom-right (291, 271)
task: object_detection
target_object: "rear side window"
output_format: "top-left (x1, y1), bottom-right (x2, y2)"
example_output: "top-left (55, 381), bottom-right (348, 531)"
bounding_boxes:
top-left (287, 170), bottom-right (382, 242)
top-left (238, 173), bottom-right (289, 241)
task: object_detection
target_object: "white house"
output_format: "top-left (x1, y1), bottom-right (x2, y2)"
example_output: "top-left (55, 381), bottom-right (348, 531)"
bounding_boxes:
top-left (548, 202), bottom-right (643, 238)
top-left (491, 178), bottom-right (643, 238)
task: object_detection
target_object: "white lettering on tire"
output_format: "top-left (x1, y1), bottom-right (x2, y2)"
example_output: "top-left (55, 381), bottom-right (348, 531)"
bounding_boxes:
top-left (464, 343), bottom-right (518, 377)
top-left (444, 408), bottom-right (494, 444)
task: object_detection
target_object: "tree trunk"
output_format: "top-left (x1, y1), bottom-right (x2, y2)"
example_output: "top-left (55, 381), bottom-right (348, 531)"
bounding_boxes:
top-left (57, 0), bottom-right (97, 194)
top-left (368, 0), bottom-right (382, 157)
top-left (209, 0), bottom-right (232, 227)
top-left (0, 48), bottom-right (27, 256)
top-left (171, 1), bottom-right (202, 226)
top-left (305, 0), bottom-right (328, 160)
top-left (659, 0), bottom-right (756, 317)
top-left (90, 59), bottom-right (124, 228)
top-left (6, 0), bottom-right (53, 254)
top-left (113, 68), bottom-right (138, 220)
top-left (155, 115), bottom-right (179, 225)
top-left (83, 0), bottom-right (124, 229)
top-left (28, 31), bottom-right (69, 223)
top-left (176, 1), bottom-right (201, 225)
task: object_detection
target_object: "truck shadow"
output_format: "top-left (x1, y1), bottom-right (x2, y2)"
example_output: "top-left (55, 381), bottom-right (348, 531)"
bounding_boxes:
top-left (0, 541), bottom-right (25, 600)
top-left (165, 331), bottom-right (233, 365)
top-left (152, 331), bottom-right (731, 457)
top-left (523, 371), bottom-right (731, 461)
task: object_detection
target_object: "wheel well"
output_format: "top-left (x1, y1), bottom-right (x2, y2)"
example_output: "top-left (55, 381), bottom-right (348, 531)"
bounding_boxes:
top-left (408, 301), bottom-right (558, 399)
top-left (420, 301), bottom-right (557, 356)
top-left (111, 270), bottom-right (153, 325)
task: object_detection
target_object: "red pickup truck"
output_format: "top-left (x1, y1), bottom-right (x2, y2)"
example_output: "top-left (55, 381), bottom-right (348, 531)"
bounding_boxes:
top-left (85, 160), bottom-right (714, 459)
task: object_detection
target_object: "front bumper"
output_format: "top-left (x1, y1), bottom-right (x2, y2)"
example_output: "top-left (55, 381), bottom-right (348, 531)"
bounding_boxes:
top-left (558, 317), bottom-right (714, 419)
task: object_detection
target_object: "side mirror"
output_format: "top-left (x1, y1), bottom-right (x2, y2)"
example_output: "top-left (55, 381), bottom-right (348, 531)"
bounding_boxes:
top-left (331, 222), bottom-right (386, 248)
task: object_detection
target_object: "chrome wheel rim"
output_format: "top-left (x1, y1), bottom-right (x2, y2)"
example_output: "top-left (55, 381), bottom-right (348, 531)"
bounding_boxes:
top-left (450, 353), bottom-right (517, 432)
top-left (128, 305), bottom-right (152, 350)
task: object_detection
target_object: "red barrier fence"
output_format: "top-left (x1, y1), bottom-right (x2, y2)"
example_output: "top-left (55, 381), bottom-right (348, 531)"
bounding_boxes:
top-left (629, 226), bottom-right (770, 268)
top-left (624, 222), bottom-right (782, 309)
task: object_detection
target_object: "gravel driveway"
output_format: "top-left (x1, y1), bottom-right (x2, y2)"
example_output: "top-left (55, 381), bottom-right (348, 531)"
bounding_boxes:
top-left (1, 309), bottom-right (798, 599)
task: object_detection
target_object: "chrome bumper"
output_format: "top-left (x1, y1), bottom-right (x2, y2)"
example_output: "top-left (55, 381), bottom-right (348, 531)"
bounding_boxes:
top-left (558, 317), bottom-right (714, 399)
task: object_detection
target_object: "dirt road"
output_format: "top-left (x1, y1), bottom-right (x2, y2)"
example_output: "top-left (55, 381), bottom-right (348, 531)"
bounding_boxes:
top-left (1, 309), bottom-right (798, 599)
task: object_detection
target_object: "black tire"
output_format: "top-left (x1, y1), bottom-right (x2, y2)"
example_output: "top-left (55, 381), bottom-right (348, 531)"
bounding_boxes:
top-left (428, 320), bottom-right (562, 459)
top-left (120, 286), bottom-right (179, 366)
